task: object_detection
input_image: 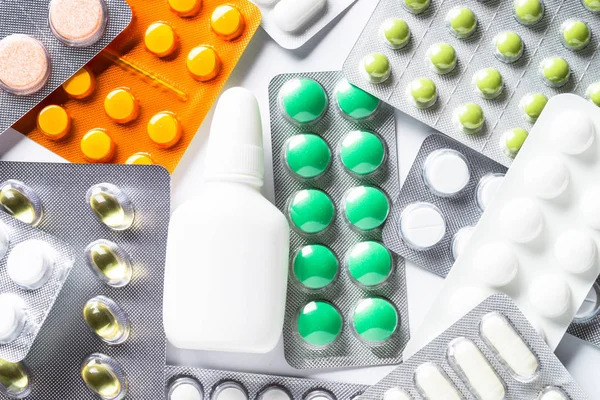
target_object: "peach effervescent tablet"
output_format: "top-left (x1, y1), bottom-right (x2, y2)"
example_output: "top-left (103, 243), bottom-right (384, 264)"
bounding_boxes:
top-left (49, 0), bottom-right (107, 47)
top-left (0, 34), bottom-right (50, 96)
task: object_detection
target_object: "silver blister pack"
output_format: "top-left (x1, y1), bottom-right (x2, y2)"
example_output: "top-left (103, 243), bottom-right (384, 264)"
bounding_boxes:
top-left (165, 365), bottom-right (368, 400)
top-left (270, 71), bottom-right (409, 369)
top-left (0, 0), bottom-right (132, 134)
top-left (568, 277), bottom-right (600, 349)
top-left (382, 134), bottom-right (507, 278)
top-left (343, 0), bottom-right (600, 167)
top-left (0, 161), bottom-right (169, 399)
top-left (0, 212), bottom-right (75, 362)
top-left (358, 294), bottom-right (587, 400)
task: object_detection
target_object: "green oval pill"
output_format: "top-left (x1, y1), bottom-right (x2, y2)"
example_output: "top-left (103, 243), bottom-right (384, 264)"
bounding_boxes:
top-left (297, 301), bottom-right (343, 347)
top-left (446, 7), bottom-right (477, 38)
top-left (279, 78), bottom-right (328, 125)
top-left (352, 297), bottom-right (398, 343)
top-left (494, 32), bottom-right (523, 63)
top-left (346, 241), bottom-right (392, 287)
top-left (379, 18), bottom-right (410, 49)
top-left (454, 103), bottom-right (485, 134)
top-left (407, 77), bottom-right (437, 109)
top-left (514, 0), bottom-right (544, 25)
top-left (428, 43), bottom-right (457, 75)
top-left (561, 20), bottom-right (591, 51)
top-left (473, 68), bottom-right (503, 100)
top-left (519, 93), bottom-right (548, 122)
top-left (360, 53), bottom-right (391, 84)
top-left (335, 79), bottom-right (380, 120)
top-left (403, 0), bottom-right (430, 14)
top-left (339, 130), bottom-right (385, 176)
top-left (293, 244), bottom-right (338, 290)
top-left (288, 189), bottom-right (335, 234)
top-left (586, 82), bottom-right (600, 106)
top-left (583, 0), bottom-right (600, 12)
top-left (344, 186), bottom-right (389, 231)
top-left (284, 134), bottom-right (331, 179)
top-left (540, 57), bottom-right (570, 87)
top-left (500, 128), bottom-right (529, 158)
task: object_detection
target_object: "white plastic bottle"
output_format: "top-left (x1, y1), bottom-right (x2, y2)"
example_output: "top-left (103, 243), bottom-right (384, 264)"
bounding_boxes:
top-left (163, 87), bottom-right (290, 353)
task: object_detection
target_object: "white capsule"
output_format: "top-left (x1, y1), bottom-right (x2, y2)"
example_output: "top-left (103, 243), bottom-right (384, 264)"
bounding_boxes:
top-left (414, 362), bottom-right (462, 400)
top-left (7, 239), bottom-right (56, 290)
top-left (271, 0), bottom-right (326, 32)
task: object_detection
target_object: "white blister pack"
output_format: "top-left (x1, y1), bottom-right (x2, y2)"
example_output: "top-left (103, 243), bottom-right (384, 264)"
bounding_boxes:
top-left (406, 94), bottom-right (600, 358)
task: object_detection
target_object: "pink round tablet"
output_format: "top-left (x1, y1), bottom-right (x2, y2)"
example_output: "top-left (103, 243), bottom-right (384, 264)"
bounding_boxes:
top-left (49, 0), bottom-right (107, 47)
top-left (0, 34), bottom-right (50, 95)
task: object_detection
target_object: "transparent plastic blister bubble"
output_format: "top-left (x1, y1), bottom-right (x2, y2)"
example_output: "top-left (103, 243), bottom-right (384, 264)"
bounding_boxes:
top-left (269, 71), bottom-right (409, 369)
top-left (383, 134), bottom-right (507, 277)
top-left (0, 161), bottom-right (170, 399)
top-left (343, 0), bottom-right (600, 167)
top-left (568, 277), bottom-right (600, 349)
top-left (0, 213), bottom-right (75, 363)
top-left (358, 294), bottom-right (587, 400)
top-left (0, 0), bottom-right (132, 134)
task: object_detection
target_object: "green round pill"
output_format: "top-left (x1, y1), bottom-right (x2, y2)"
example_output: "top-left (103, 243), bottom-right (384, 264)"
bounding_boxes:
top-left (343, 186), bottom-right (389, 231)
top-left (360, 53), bottom-right (391, 84)
top-left (586, 82), bottom-right (600, 106)
top-left (335, 79), bottom-right (380, 120)
top-left (561, 20), bottom-right (591, 51)
top-left (582, 0), bottom-right (600, 12)
top-left (473, 68), bottom-right (503, 100)
top-left (346, 241), bottom-right (392, 287)
top-left (519, 93), bottom-right (548, 122)
top-left (514, 0), bottom-right (544, 25)
top-left (446, 7), bottom-right (477, 38)
top-left (288, 189), bottom-right (335, 234)
top-left (407, 77), bottom-right (438, 109)
top-left (379, 18), bottom-right (410, 49)
top-left (428, 43), bottom-right (457, 75)
top-left (297, 301), bottom-right (343, 347)
top-left (284, 134), bottom-right (331, 179)
top-left (279, 78), bottom-right (328, 125)
top-left (494, 32), bottom-right (524, 63)
top-left (540, 57), bottom-right (570, 87)
top-left (293, 244), bottom-right (338, 290)
top-left (403, 0), bottom-right (430, 14)
top-left (352, 297), bottom-right (398, 343)
top-left (339, 130), bottom-right (385, 176)
top-left (454, 103), bottom-right (485, 134)
top-left (500, 128), bottom-right (529, 158)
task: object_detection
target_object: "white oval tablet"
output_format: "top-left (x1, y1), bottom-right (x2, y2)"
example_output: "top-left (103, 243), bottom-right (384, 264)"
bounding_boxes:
top-left (0, 293), bottom-right (28, 344)
top-left (212, 382), bottom-right (248, 400)
top-left (414, 362), bottom-right (462, 400)
top-left (451, 226), bottom-right (475, 261)
top-left (257, 387), bottom-right (291, 400)
top-left (499, 198), bottom-right (543, 243)
top-left (473, 242), bottom-right (518, 287)
top-left (537, 387), bottom-right (569, 400)
top-left (524, 156), bottom-right (569, 199)
top-left (423, 149), bottom-right (470, 197)
top-left (528, 275), bottom-right (571, 318)
top-left (0, 221), bottom-right (10, 259)
top-left (574, 283), bottom-right (600, 322)
top-left (399, 203), bottom-right (446, 250)
top-left (580, 186), bottom-right (600, 229)
top-left (475, 173), bottom-right (505, 212)
top-left (551, 110), bottom-right (595, 155)
top-left (554, 230), bottom-right (596, 274)
top-left (7, 239), bottom-right (55, 290)
top-left (272, 0), bottom-right (326, 32)
top-left (448, 286), bottom-right (488, 319)
top-left (383, 387), bottom-right (412, 400)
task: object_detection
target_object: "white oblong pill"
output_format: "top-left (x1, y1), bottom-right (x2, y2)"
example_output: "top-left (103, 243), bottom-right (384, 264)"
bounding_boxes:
top-left (551, 110), bottom-right (595, 155)
top-left (537, 387), bottom-right (569, 400)
top-left (473, 242), bottom-right (518, 287)
top-left (7, 239), bottom-right (56, 290)
top-left (524, 156), bottom-right (569, 199)
top-left (399, 202), bottom-right (446, 250)
top-left (423, 149), bottom-right (470, 197)
top-left (479, 312), bottom-right (539, 381)
top-left (528, 275), bottom-right (571, 318)
top-left (0, 293), bottom-right (28, 344)
top-left (383, 387), bottom-right (413, 400)
top-left (448, 286), bottom-right (488, 319)
top-left (447, 337), bottom-right (506, 400)
top-left (580, 186), bottom-right (600, 230)
top-left (414, 362), bottom-right (462, 400)
top-left (499, 198), bottom-right (543, 243)
top-left (475, 173), bottom-right (504, 213)
top-left (271, 0), bottom-right (327, 32)
top-left (554, 229), bottom-right (597, 274)
top-left (574, 283), bottom-right (600, 322)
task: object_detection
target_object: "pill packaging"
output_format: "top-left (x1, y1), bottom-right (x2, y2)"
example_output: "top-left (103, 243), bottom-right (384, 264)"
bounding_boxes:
top-left (252, 0), bottom-right (357, 49)
top-left (568, 277), bottom-right (600, 349)
top-left (359, 294), bottom-right (587, 400)
top-left (165, 365), bottom-right (368, 400)
top-left (14, 0), bottom-right (261, 173)
top-left (270, 71), bottom-right (409, 369)
top-left (0, 0), bottom-right (131, 135)
top-left (343, 0), bottom-right (600, 168)
top-left (0, 161), bottom-right (169, 399)
top-left (405, 94), bottom-right (600, 359)
top-left (383, 134), bottom-right (507, 278)
top-left (0, 213), bottom-right (75, 363)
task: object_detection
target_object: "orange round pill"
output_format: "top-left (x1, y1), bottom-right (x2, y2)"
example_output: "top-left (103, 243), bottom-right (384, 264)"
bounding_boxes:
top-left (147, 111), bottom-right (182, 148)
top-left (104, 87), bottom-right (139, 124)
top-left (126, 152), bottom-right (154, 165)
top-left (144, 22), bottom-right (178, 57)
top-left (62, 66), bottom-right (96, 99)
top-left (186, 46), bottom-right (221, 82)
top-left (210, 5), bottom-right (245, 41)
top-left (37, 105), bottom-right (71, 140)
top-left (167, 0), bottom-right (202, 17)
top-left (80, 128), bottom-right (116, 163)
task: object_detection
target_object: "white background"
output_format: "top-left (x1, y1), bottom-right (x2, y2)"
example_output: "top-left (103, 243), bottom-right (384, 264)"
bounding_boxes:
top-left (1, 0), bottom-right (599, 397)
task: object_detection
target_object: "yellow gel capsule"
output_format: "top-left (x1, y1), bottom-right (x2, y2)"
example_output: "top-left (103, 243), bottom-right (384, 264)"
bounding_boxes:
top-left (168, 0), bottom-right (202, 16)
top-left (186, 46), bottom-right (221, 82)
top-left (0, 359), bottom-right (30, 397)
top-left (144, 22), bottom-right (178, 57)
top-left (211, 5), bottom-right (245, 41)
top-left (85, 239), bottom-right (133, 287)
top-left (86, 183), bottom-right (135, 231)
top-left (83, 296), bottom-right (130, 345)
top-left (81, 354), bottom-right (127, 399)
top-left (147, 111), bottom-right (182, 148)
top-left (0, 180), bottom-right (43, 226)
top-left (104, 87), bottom-right (139, 124)
top-left (62, 66), bottom-right (96, 99)
top-left (80, 128), bottom-right (116, 163)
top-left (125, 152), bottom-right (154, 165)
top-left (37, 104), bottom-right (71, 140)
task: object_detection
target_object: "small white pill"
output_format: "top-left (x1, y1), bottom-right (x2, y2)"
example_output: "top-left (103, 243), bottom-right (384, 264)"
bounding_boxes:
top-left (451, 226), bottom-right (475, 261)
top-left (529, 275), bottom-right (571, 318)
top-left (304, 390), bottom-right (335, 400)
top-left (383, 387), bottom-right (412, 400)
top-left (551, 111), bottom-right (595, 155)
top-left (447, 337), bottom-right (506, 400)
top-left (448, 286), bottom-right (488, 319)
top-left (475, 173), bottom-right (504, 212)
top-left (271, 0), bottom-right (326, 32)
top-left (212, 383), bottom-right (248, 400)
top-left (0, 293), bottom-right (28, 344)
top-left (479, 312), bottom-right (539, 381)
top-left (574, 283), bottom-right (600, 322)
top-left (414, 362), bottom-right (462, 400)
top-left (6, 239), bottom-right (55, 290)
top-left (170, 382), bottom-right (203, 400)
top-left (0, 221), bottom-right (10, 259)
top-left (423, 149), bottom-right (470, 197)
top-left (257, 387), bottom-right (291, 400)
top-left (399, 203), bottom-right (446, 250)
top-left (554, 230), bottom-right (596, 274)
top-left (524, 156), bottom-right (569, 199)
top-left (473, 242), bottom-right (518, 287)
top-left (537, 387), bottom-right (569, 400)
top-left (580, 186), bottom-right (600, 229)
top-left (499, 198), bottom-right (543, 243)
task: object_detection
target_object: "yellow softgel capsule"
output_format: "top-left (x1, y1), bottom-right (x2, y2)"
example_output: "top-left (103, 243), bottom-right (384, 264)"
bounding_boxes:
top-left (37, 105), bottom-right (71, 140)
top-left (62, 66), bottom-right (96, 99)
top-left (80, 128), bottom-right (116, 163)
top-left (104, 87), bottom-right (139, 124)
top-left (125, 152), bottom-right (154, 165)
top-left (210, 5), bottom-right (245, 41)
top-left (186, 46), bottom-right (221, 82)
top-left (168, 0), bottom-right (202, 16)
top-left (144, 22), bottom-right (178, 57)
top-left (147, 111), bottom-right (182, 148)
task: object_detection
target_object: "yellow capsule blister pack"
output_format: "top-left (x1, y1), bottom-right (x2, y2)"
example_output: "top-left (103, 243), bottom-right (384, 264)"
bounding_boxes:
top-left (15, 0), bottom-right (261, 173)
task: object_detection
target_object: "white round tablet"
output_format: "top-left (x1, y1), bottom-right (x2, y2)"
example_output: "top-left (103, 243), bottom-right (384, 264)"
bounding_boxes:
top-left (0, 293), bottom-right (27, 344)
top-left (499, 198), bottom-right (544, 243)
top-left (0, 221), bottom-right (10, 259)
top-left (257, 387), bottom-right (291, 400)
top-left (554, 230), bottom-right (596, 274)
top-left (170, 380), bottom-right (203, 400)
top-left (451, 226), bottom-right (475, 261)
top-left (574, 283), bottom-right (600, 322)
top-left (580, 186), bottom-right (600, 230)
top-left (475, 173), bottom-right (504, 212)
top-left (473, 242), bottom-right (519, 287)
top-left (447, 286), bottom-right (488, 319)
top-left (551, 110), bottom-right (595, 155)
top-left (383, 387), bottom-right (412, 400)
top-left (528, 275), bottom-right (571, 318)
top-left (423, 149), bottom-right (470, 197)
top-left (304, 390), bottom-right (335, 400)
top-left (212, 383), bottom-right (248, 400)
top-left (524, 156), bottom-right (569, 199)
top-left (399, 202), bottom-right (446, 250)
top-left (7, 240), bottom-right (55, 290)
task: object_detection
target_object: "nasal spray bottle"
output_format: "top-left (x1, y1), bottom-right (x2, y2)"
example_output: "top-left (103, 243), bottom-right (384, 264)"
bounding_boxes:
top-left (163, 88), bottom-right (290, 353)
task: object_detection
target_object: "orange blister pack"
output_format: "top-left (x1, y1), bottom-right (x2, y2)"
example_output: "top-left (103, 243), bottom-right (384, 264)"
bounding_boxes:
top-left (15, 0), bottom-right (261, 172)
